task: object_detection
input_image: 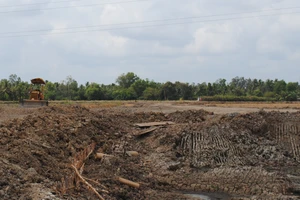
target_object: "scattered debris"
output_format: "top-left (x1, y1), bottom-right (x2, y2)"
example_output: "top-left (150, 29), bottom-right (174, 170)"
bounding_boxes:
top-left (1, 105), bottom-right (300, 199)
top-left (71, 165), bottom-right (105, 200)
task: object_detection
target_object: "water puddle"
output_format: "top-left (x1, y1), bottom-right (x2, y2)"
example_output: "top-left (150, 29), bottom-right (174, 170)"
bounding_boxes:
top-left (184, 192), bottom-right (230, 200)
top-left (185, 193), bottom-right (212, 200)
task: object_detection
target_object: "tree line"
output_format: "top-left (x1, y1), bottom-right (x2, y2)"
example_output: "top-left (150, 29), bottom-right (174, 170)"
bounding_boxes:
top-left (0, 73), bottom-right (299, 101)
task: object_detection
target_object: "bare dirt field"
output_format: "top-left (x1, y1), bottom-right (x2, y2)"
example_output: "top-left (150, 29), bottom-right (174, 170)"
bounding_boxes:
top-left (103, 101), bottom-right (300, 114)
top-left (1, 101), bottom-right (300, 200)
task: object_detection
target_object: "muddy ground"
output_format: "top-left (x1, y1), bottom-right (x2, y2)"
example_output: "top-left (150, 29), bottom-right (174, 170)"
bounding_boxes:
top-left (1, 102), bottom-right (300, 200)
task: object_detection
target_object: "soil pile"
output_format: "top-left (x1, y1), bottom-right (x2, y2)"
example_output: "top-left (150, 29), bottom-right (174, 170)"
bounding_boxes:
top-left (0, 105), bottom-right (300, 199)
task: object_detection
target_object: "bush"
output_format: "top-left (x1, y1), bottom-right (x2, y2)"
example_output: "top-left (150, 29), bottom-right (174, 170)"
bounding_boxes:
top-left (264, 92), bottom-right (276, 98)
top-left (284, 92), bottom-right (298, 101)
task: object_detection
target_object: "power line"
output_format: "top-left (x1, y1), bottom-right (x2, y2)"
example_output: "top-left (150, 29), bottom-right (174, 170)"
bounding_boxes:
top-left (1, 11), bottom-right (299, 38)
top-left (1, 6), bottom-right (300, 35)
top-left (0, 0), bottom-right (85, 8)
top-left (0, 0), bottom-right (150, 14)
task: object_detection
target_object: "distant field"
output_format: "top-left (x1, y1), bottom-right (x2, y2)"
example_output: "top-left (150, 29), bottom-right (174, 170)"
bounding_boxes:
top-left (174, 101), bottom-right (300, 109)
top-left (50, 100), bottom-right (300, 114)
top-left (1, 100), bottom-right (300, 109)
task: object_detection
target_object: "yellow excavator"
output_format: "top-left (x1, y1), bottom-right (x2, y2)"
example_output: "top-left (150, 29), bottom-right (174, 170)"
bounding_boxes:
top-left (20, 78), bottom-right (49, 107)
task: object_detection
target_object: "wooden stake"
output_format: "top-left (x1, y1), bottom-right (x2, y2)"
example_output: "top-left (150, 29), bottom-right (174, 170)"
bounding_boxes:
top-left (118, 177), bottom-right (140, 188)
top-left (95, 153), bottom-right (114, 159)
top-left (126, 151), bottom-right (139, 157)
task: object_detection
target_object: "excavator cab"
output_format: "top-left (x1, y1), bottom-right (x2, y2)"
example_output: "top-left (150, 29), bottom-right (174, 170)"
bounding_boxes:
top-left (20, 78), bottom-right (49, 107)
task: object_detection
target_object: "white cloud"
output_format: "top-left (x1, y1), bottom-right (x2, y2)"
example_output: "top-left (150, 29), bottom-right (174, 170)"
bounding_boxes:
top-left (0, 0), bottom-right (300, 83)
top-left (185, 23), bottom-right (241, 54)
top-left (256, 36), bottom-right (287, 54)
top-left (288, 51), bottom-right (300, 61)
top-left (100, 4), bottom-right (143, 24)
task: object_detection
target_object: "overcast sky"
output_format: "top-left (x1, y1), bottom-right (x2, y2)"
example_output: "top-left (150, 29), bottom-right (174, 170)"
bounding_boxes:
top-left (0, 0), bottom-right (299, 85)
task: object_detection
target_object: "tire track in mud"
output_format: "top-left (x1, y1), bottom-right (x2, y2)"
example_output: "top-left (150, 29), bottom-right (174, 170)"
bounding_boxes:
top-left (156, 167), bottom-right (288, 197)
top-left (180, 126), bottom-right (242, 167)
top-left (271, 123), bottom-right (300, 161)
top-left (2, 105), bottom-right (300, 199)
top-left (175, 112), bottom-right (300, 199)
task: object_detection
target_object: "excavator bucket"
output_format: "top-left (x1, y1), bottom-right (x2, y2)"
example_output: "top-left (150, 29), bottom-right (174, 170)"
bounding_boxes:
top-left (20, 99), bottom-right (49, 107)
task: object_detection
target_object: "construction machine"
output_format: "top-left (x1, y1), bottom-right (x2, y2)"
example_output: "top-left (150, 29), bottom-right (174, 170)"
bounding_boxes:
top-left (20, 78), bottom-right (49, 107)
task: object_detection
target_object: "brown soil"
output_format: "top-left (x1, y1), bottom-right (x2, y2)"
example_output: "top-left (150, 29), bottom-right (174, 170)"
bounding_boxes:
top-left (1, 102), bottom-right (300, 200)
top-left (100, 101), bottom-right (300, 114)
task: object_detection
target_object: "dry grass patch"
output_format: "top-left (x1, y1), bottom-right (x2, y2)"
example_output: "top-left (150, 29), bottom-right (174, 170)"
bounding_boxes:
top-left (50, 100), bottom-right (126, 109)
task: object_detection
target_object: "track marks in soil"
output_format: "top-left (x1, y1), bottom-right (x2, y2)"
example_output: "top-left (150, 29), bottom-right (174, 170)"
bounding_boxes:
top-left (180, 127), bottom-right (242, 167)
top-left (271, 123), bottom-right (300, 161)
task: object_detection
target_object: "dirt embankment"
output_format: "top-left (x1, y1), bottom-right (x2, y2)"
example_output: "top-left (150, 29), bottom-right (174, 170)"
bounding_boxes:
top-left (1, 105), bottom-right (300, 200)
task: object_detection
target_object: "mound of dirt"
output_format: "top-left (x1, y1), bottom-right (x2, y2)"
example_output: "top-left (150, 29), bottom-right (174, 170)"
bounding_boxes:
top-left (0, 106), bottom-right (191, 200)
top-left (1, 105), bottom-right (300, 199)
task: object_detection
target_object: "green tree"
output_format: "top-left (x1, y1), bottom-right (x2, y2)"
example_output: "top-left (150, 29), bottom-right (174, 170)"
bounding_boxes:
top-left (253, 89), bottom-right (263, 97)
top-left (229, 77), bottom-right (246, 96)
top-left (45, 82), bottom-right (58, 100)
top-left (161, 82), bottom-right (178, 100)
top-left (131, 79), bottom-right (149, 99)
top-left (16, 81), bottom-right (30, 101)
top-left (6, 74), bottom-right (24, 101)
top-left (112, 87), bottom-right (136, 100)
top-left (248, 79), bottom-right (259, 95)
top-left (77, 84), bottom-right (87, 100)
top-left (0, 79), bottom-right (10, 100)
top-left (175, 82), bottom-right (193, 100)
top-left (263, 91), bottom-right (275, 98)
top-left (142, 87), bottom-right (160, 100)
top-left (286, 82), bottom-right (298, 92)
top-left (274, 80), bottom-right (287, 94)
top-left (285, 92), bottom-right (297, 101)
top-left (65, 76), bottom-right (78, 100)
top-left (213, 79), bottom-right (227, 95)
top-left (85, 83), bottom-right (104, 100)
top-left (207, 83), bottom-right (214, 96)
top-left (264, 79), bottom-right (274, 93)
top-left (196, 82), bottom-right (208, 97)
top-left (116, 72), bottom-right (140, 88)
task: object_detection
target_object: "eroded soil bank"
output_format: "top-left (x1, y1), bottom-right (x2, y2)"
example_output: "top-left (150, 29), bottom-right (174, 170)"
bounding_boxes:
top-left (1, 105), bottom-right (300, 199)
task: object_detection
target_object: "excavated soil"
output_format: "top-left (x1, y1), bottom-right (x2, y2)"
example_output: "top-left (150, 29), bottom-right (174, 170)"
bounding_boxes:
top-left (1, 104), bottom-right (300, 200)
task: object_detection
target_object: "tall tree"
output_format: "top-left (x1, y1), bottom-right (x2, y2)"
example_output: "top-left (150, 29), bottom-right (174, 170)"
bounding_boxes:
top-left (274, 80), bottom-right (287, 94)
top-left (131, 79), bottom-right (149, 98)
top-left (161, 82), bottom-right (178, 100)
top-left (116, 72), bottom-right (140, 88)
top-left (65, 76), bottom-right (78, 100)
top-left (85, 83), bottom-right (104, 100)
top-left (286, 82), bottom-right (298, 92)
top-left (175, 82), bottom-right (193, 100)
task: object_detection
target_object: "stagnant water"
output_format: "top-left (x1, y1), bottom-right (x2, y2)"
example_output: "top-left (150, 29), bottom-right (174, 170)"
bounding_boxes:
top-left (184, 192), bottom-right (230, 200)
top-left (185, 194), bottom-right (211, 200)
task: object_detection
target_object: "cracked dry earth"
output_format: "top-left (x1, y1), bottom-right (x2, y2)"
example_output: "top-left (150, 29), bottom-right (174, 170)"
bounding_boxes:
top-left (1, 105), bottom-right (300, 200)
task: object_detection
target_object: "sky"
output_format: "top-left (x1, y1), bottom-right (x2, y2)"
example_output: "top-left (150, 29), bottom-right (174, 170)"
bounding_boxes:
top-left (0, 0), bottom-right (299, 85)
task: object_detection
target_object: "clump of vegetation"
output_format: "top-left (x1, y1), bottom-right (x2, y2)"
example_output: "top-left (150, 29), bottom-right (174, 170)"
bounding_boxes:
top-left (0, 73), bottom-right (299, 101)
